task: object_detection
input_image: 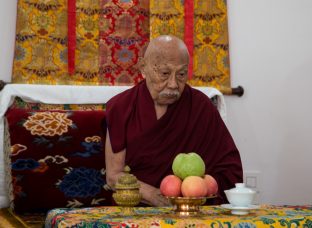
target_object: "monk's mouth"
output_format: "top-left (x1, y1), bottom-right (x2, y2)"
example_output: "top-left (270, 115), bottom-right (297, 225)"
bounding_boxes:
top-left (162, 95), bottom-right (178, 99)
top-left (160, 92), bottom-right (179, 98)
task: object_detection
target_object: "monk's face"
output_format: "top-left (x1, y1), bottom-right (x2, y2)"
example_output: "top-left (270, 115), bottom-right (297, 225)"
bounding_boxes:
top-left (143, 43), bottom-right (189, 106)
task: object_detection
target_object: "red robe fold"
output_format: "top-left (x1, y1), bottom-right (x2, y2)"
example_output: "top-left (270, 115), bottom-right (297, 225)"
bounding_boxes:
top-left (106, 80), bottom-right (243, 203)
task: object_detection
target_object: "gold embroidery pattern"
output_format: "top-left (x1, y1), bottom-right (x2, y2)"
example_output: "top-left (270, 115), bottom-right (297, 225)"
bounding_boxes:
top-left (73, 0), bottom-right (100, 85)
top-left (23, 112), bottom-right (73, 136)
top-left (12, 0), bottom-right (231, 89)
top-left (11, 144), bottom-right (27, 156)
top-left (190, 0), bottom-right (231, 90)
top-left (150, 0), bottom-right (184, 39)
top-left (13, 0), bottom-right (68, 84)
top-left (150, 0), bottom-right (231, 89)
top-left (85, 136), bottom-right (101, 143)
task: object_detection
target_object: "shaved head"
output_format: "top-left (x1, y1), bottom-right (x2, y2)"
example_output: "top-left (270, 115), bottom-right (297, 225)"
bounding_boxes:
top-left (144, 35), bottom-right (189, 62)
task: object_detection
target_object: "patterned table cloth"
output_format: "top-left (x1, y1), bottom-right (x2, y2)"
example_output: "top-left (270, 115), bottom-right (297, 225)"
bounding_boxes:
top-left (45, 205), bottom-right (312, 227)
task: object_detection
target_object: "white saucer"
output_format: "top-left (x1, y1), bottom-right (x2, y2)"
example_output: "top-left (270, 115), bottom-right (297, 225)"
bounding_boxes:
top-left (221, 204), bottom-right (260, 215)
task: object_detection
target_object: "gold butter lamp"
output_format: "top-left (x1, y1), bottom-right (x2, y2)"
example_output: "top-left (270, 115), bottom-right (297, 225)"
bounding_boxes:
top-left (113, 166), bottom-right (142, 214)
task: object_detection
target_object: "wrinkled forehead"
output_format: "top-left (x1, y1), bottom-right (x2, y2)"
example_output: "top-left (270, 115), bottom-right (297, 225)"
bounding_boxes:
top-left (145, 44), bottom-right (189, 67)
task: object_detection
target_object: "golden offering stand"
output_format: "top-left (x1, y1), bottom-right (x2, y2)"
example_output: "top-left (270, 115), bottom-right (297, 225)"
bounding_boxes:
top-left (112, 166), bottom-right (142, 215)
top-left (167, 195), bottom-right (217, 216)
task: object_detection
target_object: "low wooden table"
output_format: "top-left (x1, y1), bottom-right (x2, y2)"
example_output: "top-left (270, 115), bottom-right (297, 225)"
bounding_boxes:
top-left (0, 208), bottom-right (45, 228)
top-left (45, 205), bottom-right (312, 227)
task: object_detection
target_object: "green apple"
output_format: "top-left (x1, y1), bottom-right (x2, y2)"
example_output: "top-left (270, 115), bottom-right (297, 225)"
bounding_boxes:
top-left (172, 152), bottom-right (205, 180)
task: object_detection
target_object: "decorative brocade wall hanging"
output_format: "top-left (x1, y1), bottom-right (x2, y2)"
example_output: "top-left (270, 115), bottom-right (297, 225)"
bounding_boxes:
top-left (12, 0), bottom-right (236, 94)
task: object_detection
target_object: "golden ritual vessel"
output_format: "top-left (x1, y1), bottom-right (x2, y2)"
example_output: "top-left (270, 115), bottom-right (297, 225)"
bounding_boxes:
top-left (167, 195), bottom-right (217, 216)
top-left (113, 166), bottom-right (142, 210)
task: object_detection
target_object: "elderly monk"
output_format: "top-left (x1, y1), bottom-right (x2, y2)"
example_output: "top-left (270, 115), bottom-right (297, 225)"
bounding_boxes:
top-left (105, 35), bottom-right (243, 206)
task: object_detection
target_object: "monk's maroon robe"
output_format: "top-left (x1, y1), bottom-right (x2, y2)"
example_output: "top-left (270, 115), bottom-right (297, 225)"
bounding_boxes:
top-left (106, 80), bottom-right (243, 203)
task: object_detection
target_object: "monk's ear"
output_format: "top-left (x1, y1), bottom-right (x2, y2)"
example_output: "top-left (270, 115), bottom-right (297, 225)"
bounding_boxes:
top-left (138, 57), bottom-right (146, 78)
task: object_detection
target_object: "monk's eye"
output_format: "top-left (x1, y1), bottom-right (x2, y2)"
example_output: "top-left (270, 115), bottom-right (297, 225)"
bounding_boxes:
top-left (161, 72), bottom-right (170, 77)
top-left (177, 72), bottom-right (187, 78)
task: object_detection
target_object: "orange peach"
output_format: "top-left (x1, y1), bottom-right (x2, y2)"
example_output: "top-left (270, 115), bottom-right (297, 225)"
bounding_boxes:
top-left (181, 176), bottom-right (208, 197)
top-left (204, 174), bottom-right (218, 195)
top-left (160, 175), bottom-right (182, 197)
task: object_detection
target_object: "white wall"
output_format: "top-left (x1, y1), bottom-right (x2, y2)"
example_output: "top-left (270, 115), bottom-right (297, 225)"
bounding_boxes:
top-left (1, 0), bottom-right (312, 205)
top-left (226, 0), bottom-right (312, 205)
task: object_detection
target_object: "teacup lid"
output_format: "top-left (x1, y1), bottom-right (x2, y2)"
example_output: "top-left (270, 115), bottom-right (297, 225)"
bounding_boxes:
top-left (227, 183), bottom-right (255, 193)
top-left (115, 166), bottom-right (140, 190)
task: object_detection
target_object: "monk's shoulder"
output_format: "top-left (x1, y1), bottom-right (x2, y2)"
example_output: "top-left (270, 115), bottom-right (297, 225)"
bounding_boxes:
top-left (189, 86), bottom-right (214, 106)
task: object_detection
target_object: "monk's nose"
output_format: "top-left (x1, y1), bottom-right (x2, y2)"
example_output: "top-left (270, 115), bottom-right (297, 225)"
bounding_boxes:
top-left (167, 75), bottom-right (178, 89)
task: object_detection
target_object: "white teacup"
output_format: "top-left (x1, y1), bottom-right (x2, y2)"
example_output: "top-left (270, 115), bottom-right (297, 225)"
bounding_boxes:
top-left (224, 183), bottom-right (256, 207)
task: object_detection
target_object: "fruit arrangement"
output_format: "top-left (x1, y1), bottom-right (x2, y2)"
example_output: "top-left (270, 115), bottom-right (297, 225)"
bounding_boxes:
top-left (160, 152), bottom-right (218, 197)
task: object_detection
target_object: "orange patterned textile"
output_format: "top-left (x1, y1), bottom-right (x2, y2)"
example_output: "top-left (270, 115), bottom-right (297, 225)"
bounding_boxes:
top-left (12, 0), bottom-right (231, 90)
top-left (150, 0), bottom-right (231, 91)
top-left (13, 0), bottom-right (68, 84)
top-left (13, 0), bottom-right (101, 85)
top-left (45, 205), bottom-right (312, 228)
